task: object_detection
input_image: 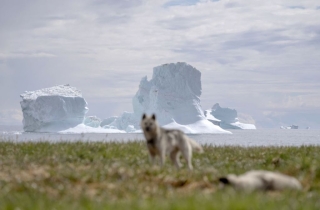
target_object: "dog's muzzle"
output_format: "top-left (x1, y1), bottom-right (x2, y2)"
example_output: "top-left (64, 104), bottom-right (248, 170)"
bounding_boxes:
top-left (145, 127), bottom-right (150, 132)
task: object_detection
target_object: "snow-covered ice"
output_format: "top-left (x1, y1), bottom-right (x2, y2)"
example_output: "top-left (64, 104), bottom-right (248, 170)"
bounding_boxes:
top-left (204, 110), bottom-right (221, 126)
top-left (280, 125), bottom-right (299, 129)
top-left (133, 62), bottom-right (204, 125)
top-left (100, 117), bottom-right (118, 127)
top-left (59, 124), bottom-right (125, 134)
top-left (20, 84), bottom-right (89, 132)
top-left (163, 119), bottom-right (229, 134)
top-left (84, 116), bottom-right (101, 128)
top-left (205, 103), bottom-right (256, 129)
top-left (102, 62), bottom-right (231, 134)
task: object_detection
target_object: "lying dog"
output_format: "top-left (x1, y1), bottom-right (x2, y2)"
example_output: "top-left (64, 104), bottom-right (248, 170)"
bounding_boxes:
top-left (140, 114), bottom-right (203, 170)
top-left (219, 170), bottom-right (302, 192)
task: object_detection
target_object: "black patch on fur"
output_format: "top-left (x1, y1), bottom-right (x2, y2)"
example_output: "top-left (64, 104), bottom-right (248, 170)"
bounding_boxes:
top-left (151, 114), bottom-right (156, 120)
top-left (261, 177), bottom-right (274, 191)
top-left (142, 113), bottom-right (146, 120)
top-left (147, 138), bottom-right (155, 146)
top-left (219, 177), bottom-right (230, 184)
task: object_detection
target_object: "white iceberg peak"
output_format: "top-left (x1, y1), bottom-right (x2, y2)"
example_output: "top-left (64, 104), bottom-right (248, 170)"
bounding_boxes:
top-left (20, 84), bottom-right (82, 100)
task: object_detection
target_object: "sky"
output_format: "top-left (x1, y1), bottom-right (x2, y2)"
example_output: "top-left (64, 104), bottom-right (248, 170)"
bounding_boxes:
top-left (0, 0), bottom-right (320, 129)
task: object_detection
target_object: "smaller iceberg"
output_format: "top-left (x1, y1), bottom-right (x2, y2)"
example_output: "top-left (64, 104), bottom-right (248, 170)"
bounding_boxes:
top-left (20, 84), bottom-right (89, 132)
top-left (280, 125), bottom-right (299, 129)
top-left (205, 103), bottom-right (256, 129)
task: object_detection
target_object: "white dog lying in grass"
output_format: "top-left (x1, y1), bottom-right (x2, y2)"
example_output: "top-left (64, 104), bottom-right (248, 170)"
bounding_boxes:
top-left (219, 170), bottom-right (302, 192)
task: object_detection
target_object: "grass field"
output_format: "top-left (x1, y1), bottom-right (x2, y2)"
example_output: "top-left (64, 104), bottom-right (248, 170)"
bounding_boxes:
top-left (0, 140), bottom-right (320, 209)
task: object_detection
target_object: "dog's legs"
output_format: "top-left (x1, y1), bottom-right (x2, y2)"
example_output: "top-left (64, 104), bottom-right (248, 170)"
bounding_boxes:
top-left (170, 150), bottom-right (181, 169)
top-left (160, 148), bottom-right (166, 167)
top-left (148, 148), bottom-right (157, 165)
top-left (181, 145), bottom-right (193, 170)
top-left (149, 154), bottom-right (156, 165)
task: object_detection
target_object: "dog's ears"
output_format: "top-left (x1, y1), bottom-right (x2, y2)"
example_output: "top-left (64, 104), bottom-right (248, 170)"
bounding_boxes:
top-left (151, 114), bottom-right (156, 120)
top-left (142, 113), bottom-right (156, 120)
top-left (219, 177), bottom-right (230, 184)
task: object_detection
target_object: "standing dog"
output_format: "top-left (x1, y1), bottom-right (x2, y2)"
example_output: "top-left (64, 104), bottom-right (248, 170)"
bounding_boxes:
top-left (140, 114), bottom-right (203, 170)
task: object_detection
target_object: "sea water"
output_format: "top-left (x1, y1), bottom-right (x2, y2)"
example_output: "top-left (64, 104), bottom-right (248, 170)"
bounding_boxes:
top-left (0, 128), bottom-right (319, 146)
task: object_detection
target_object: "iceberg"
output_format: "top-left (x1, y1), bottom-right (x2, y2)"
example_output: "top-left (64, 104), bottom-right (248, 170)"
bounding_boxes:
top-left (84, 116), bottom-right (101, 128)
top-left (103, 62), bottom-right (230, 134)
top-left (20, 84), bottom-right (89, 132)
top-left (205, 103), bottom-right (256, 129)
top-left (59, 124), bottom-right (125, 134)
top-left (280, 125), bottom-right (299, 129)
top-left (100, 116), bottom-right (118, 127)
top-left (19, 63), bottom-right (237, 134)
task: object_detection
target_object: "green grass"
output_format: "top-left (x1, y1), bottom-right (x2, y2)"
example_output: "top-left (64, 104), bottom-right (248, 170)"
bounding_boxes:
top-left (0, 140), bottom-right (320, 209)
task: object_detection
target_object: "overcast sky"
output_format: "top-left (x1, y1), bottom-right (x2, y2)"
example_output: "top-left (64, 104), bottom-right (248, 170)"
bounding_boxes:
top-left (1, 0), bottom-right (320, 128)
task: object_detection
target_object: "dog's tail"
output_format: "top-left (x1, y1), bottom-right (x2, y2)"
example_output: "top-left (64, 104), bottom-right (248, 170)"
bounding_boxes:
top-left (188, 138), bottom-right (203, 153)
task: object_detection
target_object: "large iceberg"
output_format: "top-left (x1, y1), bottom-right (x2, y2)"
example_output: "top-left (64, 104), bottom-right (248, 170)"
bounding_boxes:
top-left (205, 103), bottom-right (256, 129)
top-left (20, 84), bottom-right (89, 132)
top-left (103, 62), bottom-right (230, 134)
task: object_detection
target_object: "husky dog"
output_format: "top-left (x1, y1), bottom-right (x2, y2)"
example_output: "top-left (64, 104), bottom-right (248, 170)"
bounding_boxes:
top-left (219, 170), bottom-right (302, 192)
top-left (140, 114), bottom-right (203, 170)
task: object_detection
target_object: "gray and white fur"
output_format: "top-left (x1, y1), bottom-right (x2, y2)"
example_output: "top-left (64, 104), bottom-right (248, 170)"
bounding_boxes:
top-left (219, 170), bottom-right (302, 192)
top-left (140, 114), bottom-right (203, 170)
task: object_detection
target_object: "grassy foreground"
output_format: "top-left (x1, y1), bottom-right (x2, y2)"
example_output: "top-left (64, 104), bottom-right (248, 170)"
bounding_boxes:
top-left (0, 140), bottom-right (320, 210)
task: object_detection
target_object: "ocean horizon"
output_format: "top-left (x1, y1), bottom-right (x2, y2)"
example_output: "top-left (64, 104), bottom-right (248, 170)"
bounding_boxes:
top-left (1, 127), bottom-right (319, 147)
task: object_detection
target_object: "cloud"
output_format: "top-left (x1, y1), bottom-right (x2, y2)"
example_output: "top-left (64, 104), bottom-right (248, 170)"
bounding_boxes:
top-left (163, 0), bottom-right (201, 7)
top-left (91, 0), bottom-right (143, 8)
top-left (0, 52), bottom-right (56, 59)
top-left (289, 6), bottom-right (305, 9)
